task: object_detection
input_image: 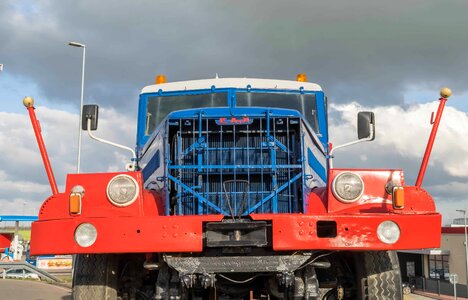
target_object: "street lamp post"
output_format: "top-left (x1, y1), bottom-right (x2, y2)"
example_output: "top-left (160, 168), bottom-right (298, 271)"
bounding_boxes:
top-left (456, 209), bottom-right (468, 297)
top-left (68, 42), bottom-right (86, 174)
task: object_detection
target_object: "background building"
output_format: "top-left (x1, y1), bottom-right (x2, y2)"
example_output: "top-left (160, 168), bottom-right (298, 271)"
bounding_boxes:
top-left (398, 218), bottom-right (468, 297)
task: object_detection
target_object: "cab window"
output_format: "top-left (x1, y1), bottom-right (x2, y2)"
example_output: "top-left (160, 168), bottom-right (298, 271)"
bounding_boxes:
top-left (235, 92), bottom-right (319, 133)
top-left (146, 93), bottom-right (227, 135)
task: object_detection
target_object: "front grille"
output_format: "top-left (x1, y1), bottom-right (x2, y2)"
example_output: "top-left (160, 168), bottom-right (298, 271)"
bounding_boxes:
top-left (167, 116), bottom-right (303, 216)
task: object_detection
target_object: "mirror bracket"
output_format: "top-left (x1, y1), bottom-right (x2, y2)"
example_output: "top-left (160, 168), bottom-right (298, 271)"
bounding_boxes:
top-left (81, 104), bottom-right (137, 171)
top-left (329, 111), bottom-right (376, 168)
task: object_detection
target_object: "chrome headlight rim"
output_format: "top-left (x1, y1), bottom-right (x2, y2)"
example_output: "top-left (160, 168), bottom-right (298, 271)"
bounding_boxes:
top-left (377, 220), bottom-right (401, 244)
top-left (106, 174), bottom-right (139, 207)
top-left (332, 171), bottom-right (365, 203)
top-left (74, 222), bottom-right (97, 247)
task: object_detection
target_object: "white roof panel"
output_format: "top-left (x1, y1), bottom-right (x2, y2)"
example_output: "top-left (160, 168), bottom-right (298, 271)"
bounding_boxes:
top-left (141, 78), bottom-right (322, 94)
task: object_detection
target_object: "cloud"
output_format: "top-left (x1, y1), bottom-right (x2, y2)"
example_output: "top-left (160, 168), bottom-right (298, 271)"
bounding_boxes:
top-left (0, 170), bottom-right (49, 195)
top-left (1, 0), bottom-right (467, 225)
top-left (0, 105), bottom-right (134, 215)
top-left (431, 181), bottom-right (468, 201)
top-left (330, 101), bottom-right (468, 223)
top-left (331, 101), bottom-right (468, 178)
top-left (2, 0), bottom-right (468, 114)
top-left (1, 100), bottom-right (466, 227)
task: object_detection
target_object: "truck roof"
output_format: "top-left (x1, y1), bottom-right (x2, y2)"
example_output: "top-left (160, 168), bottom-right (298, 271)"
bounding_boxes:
top-left (141, 77), bottom-right (323, 94)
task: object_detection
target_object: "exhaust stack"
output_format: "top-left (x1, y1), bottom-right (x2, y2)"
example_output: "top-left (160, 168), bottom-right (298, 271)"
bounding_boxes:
top-left (23, 97), bottom-right (59, 195)
top-left (415, 88), bottom-right (452, 188)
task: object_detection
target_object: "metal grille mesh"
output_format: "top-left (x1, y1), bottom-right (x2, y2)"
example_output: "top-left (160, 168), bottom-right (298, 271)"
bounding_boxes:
top-left (167, 116), bottom-right (303, 216)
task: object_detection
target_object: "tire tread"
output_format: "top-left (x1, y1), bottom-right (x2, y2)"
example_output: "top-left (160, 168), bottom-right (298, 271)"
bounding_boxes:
top-left (72, 254), bottom-right (118, 300)
top-left (363, 251), bottom-right (402, 300)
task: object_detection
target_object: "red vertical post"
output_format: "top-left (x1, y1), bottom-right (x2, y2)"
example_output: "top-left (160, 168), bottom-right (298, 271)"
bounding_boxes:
top-left (23, 97), bottom-right (59, 195)
top-left (415, 88), bottom-right (451, 188)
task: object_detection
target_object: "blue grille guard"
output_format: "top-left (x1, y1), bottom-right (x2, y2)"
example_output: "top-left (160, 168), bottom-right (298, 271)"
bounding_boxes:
top-left (165, 111), bottom-right (304, 216)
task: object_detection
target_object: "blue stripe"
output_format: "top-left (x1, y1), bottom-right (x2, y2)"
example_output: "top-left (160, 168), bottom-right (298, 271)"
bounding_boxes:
top-left (315, 91), bottom-right (328, 147)
top-left (0, 215), bottom-right (38, 222)
top-left (142, 149), bottom-right (160, 180)
top-left (307, 148), bottom-right (326, 182)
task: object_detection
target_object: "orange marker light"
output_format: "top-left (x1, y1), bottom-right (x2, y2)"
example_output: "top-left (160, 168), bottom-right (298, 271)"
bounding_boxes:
top-left (69, 193), bottom-right (82, 215)
top-left (392, 187), bottom-right (405, 209)
top-left (155, 74), bottom-right (167, 84)
top-left (296, 73), bottom-right (307, 82)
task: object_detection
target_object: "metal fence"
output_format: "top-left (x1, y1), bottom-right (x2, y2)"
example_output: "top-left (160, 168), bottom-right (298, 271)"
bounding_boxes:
top-left (0, 261), bottom-right (61, 282)
top-left (412, 276), bottom-right (468, 298)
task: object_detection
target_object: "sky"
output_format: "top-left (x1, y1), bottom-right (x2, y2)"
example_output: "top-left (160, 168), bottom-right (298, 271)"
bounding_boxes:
top-left (1, 0), bottom-right (467, 225)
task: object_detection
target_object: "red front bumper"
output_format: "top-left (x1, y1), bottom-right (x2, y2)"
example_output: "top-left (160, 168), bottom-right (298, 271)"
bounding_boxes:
top-left (30, 213), bottom-right (441, 256)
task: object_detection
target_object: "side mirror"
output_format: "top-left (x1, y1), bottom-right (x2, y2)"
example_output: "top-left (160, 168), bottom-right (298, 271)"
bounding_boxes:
top-left (357, 111), bottom-right (375, 140)
top-left (82, 105), bottom-right (99, 131)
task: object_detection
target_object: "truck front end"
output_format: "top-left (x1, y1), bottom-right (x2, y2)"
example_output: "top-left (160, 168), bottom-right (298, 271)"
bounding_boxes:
top-left (28, 76), bottom-right (443, 300)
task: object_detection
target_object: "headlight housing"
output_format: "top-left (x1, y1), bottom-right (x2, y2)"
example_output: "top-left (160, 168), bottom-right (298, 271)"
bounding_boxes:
top-left (74, 223), bottom-right (97, 247)
top-left (377, 220), bottom-right (400, 244)
top-left (106, 174), bottom-right (139, 207)
top-left (332, 172), bottom-right (364, 203)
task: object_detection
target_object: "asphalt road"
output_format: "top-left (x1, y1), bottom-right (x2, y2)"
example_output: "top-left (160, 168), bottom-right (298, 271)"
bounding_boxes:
top-left (405, 294), bottom-right (436, 300)
top-left (0, 279), bottom-right (439, 300)
top-left (0, 279), bottom-right (71, 300)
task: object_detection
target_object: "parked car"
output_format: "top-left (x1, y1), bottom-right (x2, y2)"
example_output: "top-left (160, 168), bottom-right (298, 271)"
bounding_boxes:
top-left (4, 268), bottom-right (40, 280)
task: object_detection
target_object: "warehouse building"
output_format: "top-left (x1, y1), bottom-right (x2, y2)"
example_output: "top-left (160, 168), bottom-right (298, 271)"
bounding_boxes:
top-left (398, 218), bottom-right (468, 297)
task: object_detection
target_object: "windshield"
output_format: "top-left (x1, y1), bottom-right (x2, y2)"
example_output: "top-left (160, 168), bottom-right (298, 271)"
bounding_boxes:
top-left (146, 93), bottom-right (228, 135)
top-left (145, 91), bottom-right (319, 137)
top-left (236, 92), bottom-right (319, 133)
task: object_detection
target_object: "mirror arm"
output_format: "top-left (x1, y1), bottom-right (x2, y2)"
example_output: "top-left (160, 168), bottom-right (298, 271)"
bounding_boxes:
top-left (86, 118), bottom-right (137, 163)
top-left (328, 126), bottom-right (374, 169)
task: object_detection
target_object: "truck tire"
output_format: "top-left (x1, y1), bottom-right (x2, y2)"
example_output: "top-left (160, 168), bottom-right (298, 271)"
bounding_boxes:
top-left (72, 254), bottom-right (118, 300)
top-left (356, 251), bottom-right (402, 300)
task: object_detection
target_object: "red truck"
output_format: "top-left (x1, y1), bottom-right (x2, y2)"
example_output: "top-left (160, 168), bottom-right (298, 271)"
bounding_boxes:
top-left (26, 75), bottom-right (450, 299)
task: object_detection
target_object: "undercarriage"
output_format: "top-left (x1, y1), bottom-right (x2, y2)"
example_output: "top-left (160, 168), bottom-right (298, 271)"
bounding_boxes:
top-left (73, 250), bottom-right (401, 300)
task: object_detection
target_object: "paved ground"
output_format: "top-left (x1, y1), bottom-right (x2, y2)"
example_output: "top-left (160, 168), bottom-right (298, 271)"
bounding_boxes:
top-left (413, 290), bottom-right (468, 300)
top-left (0, 279), bottom-right (71, 300)
top-left (0, 279), bottom-right (461, 300)
top-left (405, 293), bottom-right (437, 299)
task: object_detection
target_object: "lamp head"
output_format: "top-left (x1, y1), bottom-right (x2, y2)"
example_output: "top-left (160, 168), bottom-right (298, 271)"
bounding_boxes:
top-left (68, 42), bottom-right (85, 48)
top-left (440, 87), bottom-right (452, 98)
top-left (23, 96), bottom-right (34, 108)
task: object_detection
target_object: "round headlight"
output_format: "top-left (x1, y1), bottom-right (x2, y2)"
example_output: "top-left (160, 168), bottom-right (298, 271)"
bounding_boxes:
top-left (332, 172), bottom-right (364, 203)
top-left (75, 223), bottom-right (97, 247)
top-left (377, 221), bottom-right (400, 244)
top-left (107, 174), bottom-right (139, 207)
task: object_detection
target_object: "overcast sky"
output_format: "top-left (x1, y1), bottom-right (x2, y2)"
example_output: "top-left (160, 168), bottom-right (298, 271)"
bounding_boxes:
top-left (1, 0), bottom-right (467, 224)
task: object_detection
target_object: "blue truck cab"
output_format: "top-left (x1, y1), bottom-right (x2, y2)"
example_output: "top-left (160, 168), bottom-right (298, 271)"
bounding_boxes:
top-left (136, 77), bottom-right (328, 217)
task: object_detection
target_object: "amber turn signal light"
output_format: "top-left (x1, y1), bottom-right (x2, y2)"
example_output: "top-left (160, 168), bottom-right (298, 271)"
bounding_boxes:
top-left (69, 193), bottom-right (82, 215)
top-left (155, 74), bottom-right (167, 84)
top-left (392, 186), bottom-right (405, 209)
top-left (296, 73), bottom-right (307, 82)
